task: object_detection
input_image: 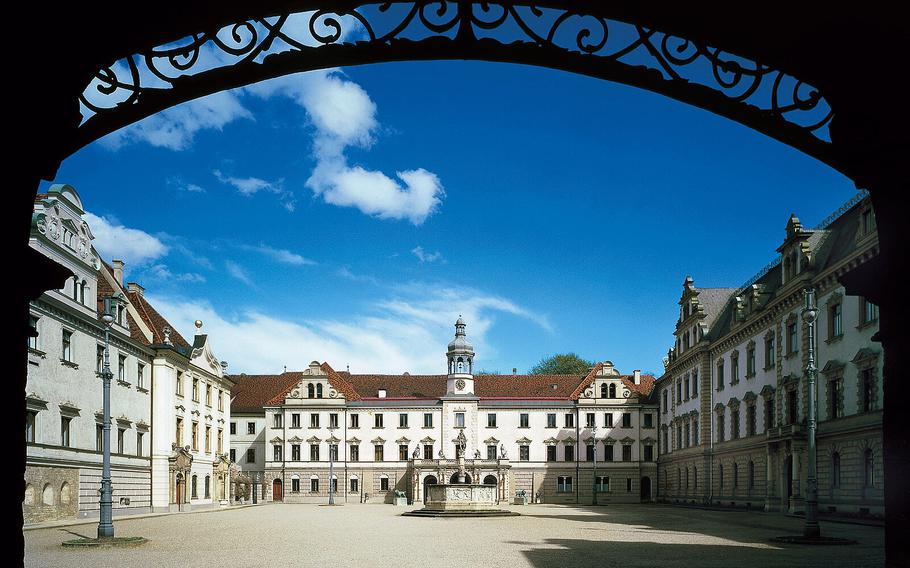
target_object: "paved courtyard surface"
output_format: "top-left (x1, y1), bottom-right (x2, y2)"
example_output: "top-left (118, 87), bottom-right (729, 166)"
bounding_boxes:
top-left (24, 503), bottom-right (884, 568)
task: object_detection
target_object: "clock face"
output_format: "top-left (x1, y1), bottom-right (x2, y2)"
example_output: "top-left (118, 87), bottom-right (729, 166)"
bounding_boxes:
top-left (456, 379), bottom-right (466, 390)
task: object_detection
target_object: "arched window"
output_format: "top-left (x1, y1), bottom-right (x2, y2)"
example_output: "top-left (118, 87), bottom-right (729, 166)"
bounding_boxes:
top-left (43, 483), bottom-right (54, 505)
top-left (609, 384), bottom-right (616, 398)
top-left (71, 276), bottom-right (79, 301)
top-left (456, 357), bottom-right (464, 373)
top-left (79, 280), bottom-right (87, 305)
top-left (831, 452), bottom-right (841, 488)
top-left (61, 482), bottom-right (71, 504)
top-left (307, 383), bottom-right (314, 399)
top-left (24, 484), bottom-right (35, 506)
top-left (192, 475), bottom-right (198, 498)
top-left (864, 449), bottom-right (874, 487)
top-left (600, 384), bottom-right (608, 398)
top-left (316, 384), bottom-right (323, 398)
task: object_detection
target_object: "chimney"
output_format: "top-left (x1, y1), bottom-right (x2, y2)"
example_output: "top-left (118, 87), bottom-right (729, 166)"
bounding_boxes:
top-left (633, 370), bottom-right (641, 384)
top-left (127, 282), bottom-right (144, 296)
top-left (378, 389), bottom-right (387, 398)
top-left (112, 260), bottom-right (124, 286)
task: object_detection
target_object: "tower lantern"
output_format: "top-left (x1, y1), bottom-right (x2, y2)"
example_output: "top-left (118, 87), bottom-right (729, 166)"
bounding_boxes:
top-left (446, 315), bottom-right (475, 395)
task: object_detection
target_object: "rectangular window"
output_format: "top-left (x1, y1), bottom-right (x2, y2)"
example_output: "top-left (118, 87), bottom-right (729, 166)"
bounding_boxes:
top-left (747, 405), bottom-right (757, 436)
top-left (28, 316), bottom-right (39, 350)
top-left (662, 391), bottom-right (668, 413)
top-left (137, 363), bottom-right (145, 389)
top-left (310, 444), bottom-right (320, 461)
top-left (546, 414), bottom-right (556, 428)
top-left (692, 370), bottom-right (699, 395)
top-left (193, 378), bottom-right (199, 402)
top-left (676, 381), bottom-right (682, 403)
top-left (487, 413), bottom-right (497, 428)
top-left (329, 413), bottom-right (339, 429)
top-left (564, 445), bottom-right (575, 462)
top-left (351, 414), bottom-right (359, 429)
top-left (862, 369), bottom-right (875, 412)
top-left (247, 422), bottom-right (256, 435)
top-left (829, 303), bottom-right (843, 339)
top-left (605, 413), bottom-right (613, 427)
top-left (423, 413), bottom-right (433, 428)
top-left (310, 414), bottom-right (319, 428)
top-left (622, 413), bottom-right (631, 428)
top-left (731, 410), bottom-right (740, 439)
top-left (350, 445), bottom-right (359, 462)
top-left (291, 413), bottom-right (300, 428)
top-left (292, 444), bottom-right (301, 461)
top-left (380, 477), bottom-right (390, 492)
top-left (546, 446), bottom-right (557, 462)
top-left (747, 347), bottom-right (755, 376)
top-left (716, 361), bottom-right (725, 390)
top-left (205, 425), bottom-right (211, 452)
top-left (329, 444), bottom-right (338, 461)
top-left (399, 413), bottom-right (408, 428)
top-left (137, 432), bottom-right (144, 457)
top-left (596, 476), bottom-right (610, 493)
top-left (557, 476), bottom-right (572, 493)
top-left (97, 345), bottom-right (105, 373)
top-left (350, 478), bottom-right (359, 493)
top-left (644, 414), bottom-right (653, 428)
top-left (62, 330), bottom-right (73, 362)
top-left (206, 384), bottom-right (212, 406)
top-left (399, 444), bottom-right (409, 461)
top-left (217, 429), bottom-right (223, 454)
top-left (218, 389), bottom-right (223, 411)
top-left (455, 412), bottom-right (465, 428)
top-left (487, 445), bottom-right (497, 460)
top-left (519, 445), bottom-right (530, 461)
top-left (191, 422), bottom-right (198, 450)
top-left (766, 398), bottom-right (776, 431)
top-left (520, 413), bottom-right (529, 428)
top-left (311, 478), bottom-right (319, 493)
top-left (861, 298), bottom-right (879, 325)
top-left (116, 427), bottom-right (125, 453)
top-left (622, 445), bottom-right (632, 462)
top-left (374, 445), bottom-right (384, 462)
top-left (273, 414), bottom-right (283, 429)
top-left (273, 445), bottom-right (282, 461)
top-left (424, 444), bottom-right (434, 459)
top-left (291, 478), bottom-right (300, 493)
top-left (586, 444), bottom-right (595, 462)
top-left (230, 449), bottom-right (236, 463)
top-left (684, 422), bottom-right (690, 447)
top-left (731, 355), bottom-right (739, 383)
top-left (374, 414), bottom-right (384, 428)
top-left (765, 336), bottom-right (776, 369)
top-left (627, 478), bottom-right (633, 493)
top-left (26, 411), bottom-right (36, 443)
top-left (788, 390), bottom-right (798, 423)
top-left (644, 445), bottom-right (654, 462)
top-left (117, 354), bottom-right (126, 381)
top-left (586, 413), bottom-right (595, 428)
top-left (246, 448), bottom-right (255, 463)
top-left (96, 423), bottom-right (103, 451)
top-left (604, 444), bottom-right (614, 461)
top-left (716, 414), bottom-right (725, 442)
top-left (176, 371), bottom-right (184, 396)
top-left (564, 413), bottom-right (574, 428)
top-left (788, 323), bottom-right (798, 354)
top-left (230, 421), bottom-right (236, 435)
top-left (176, 418), bottom-right (183, 446)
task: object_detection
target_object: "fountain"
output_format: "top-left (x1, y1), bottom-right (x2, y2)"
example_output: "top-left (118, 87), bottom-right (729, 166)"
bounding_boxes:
top-left (403, 431), bottom-right (519, 517)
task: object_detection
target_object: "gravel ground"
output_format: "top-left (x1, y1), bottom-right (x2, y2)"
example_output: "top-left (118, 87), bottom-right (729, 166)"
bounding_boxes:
top-left (23, 503), bottom-right (884, 568)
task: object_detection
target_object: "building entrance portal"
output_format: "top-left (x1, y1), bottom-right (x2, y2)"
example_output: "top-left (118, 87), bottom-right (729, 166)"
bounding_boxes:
top-left (273, 479), bottom-right (283, 502)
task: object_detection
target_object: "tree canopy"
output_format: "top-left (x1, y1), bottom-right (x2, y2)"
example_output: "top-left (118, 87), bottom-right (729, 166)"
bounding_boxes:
top-left (529, 353), bottom-right (594, 375)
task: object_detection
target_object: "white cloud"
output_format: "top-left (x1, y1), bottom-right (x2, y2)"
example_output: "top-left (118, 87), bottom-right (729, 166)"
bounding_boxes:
top-left (225, 260), bottom-right (255, 287)
top-left (145, 264), bottom-right (206, 283)
top-left (147, 283), bottom-right (550, 374)
top-left (85, 211), bottom-right (168, 266)
top-left (411, 246), bottom-right (444, 263)
top-left (213, 169), bottom-right (296, 211)
top-left (100, 91), bottom-right (252, 151)
top-left (166, 177), bottom-right (206, 193)
top-left (240, 243), bottom-right (317, 266)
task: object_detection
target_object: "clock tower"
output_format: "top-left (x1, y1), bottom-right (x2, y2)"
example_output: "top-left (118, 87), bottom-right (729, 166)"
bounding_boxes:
top-left (446, 316), bottom-right (475, 395)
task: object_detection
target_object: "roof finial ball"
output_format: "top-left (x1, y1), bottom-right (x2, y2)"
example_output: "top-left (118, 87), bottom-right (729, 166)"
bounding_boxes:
top-left (195, 319), bottom-right (203, 332)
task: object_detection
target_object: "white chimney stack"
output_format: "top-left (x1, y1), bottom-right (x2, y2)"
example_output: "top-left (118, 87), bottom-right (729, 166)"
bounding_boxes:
top-left (633, 370), bottom-right (641, 384)
top-left (127, 282), bottom-right (144, 297)
top-left (112, 259), bottom-right (124, 286)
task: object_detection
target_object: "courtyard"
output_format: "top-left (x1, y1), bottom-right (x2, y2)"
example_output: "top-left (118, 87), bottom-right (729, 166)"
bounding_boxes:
top-left (24, 504), bottom-right (883, 568)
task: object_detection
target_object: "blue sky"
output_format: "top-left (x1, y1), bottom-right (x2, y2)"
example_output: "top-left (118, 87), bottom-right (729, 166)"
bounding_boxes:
top-left (45, 59), bottom-right (858, 376)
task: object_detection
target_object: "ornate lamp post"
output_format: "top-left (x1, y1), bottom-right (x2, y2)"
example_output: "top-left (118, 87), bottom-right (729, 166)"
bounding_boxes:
top-left (592, 425), bottom-right (598, 506)
top-left (802, 288), bottom-right (820, 538)
top-left (98, 292), bottom-right (122, 539)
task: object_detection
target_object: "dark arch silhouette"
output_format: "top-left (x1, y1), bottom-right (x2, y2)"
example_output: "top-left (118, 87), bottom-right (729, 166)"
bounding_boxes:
top-left (13, 4), bottom-right (906, 563)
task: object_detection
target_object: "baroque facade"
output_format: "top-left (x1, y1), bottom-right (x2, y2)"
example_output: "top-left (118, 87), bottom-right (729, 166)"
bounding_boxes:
top-left (25, 184), bottom-right (233, 523)
top-left (231, 318), bottom-right (658, 505)
top-left (656, 193), bottom-right (883, 516)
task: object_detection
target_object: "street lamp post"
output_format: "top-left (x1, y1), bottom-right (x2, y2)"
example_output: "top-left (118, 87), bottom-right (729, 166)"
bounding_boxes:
top-left (328, 449), bottom-right (335, 505)
top-left (98, 293), bottom-right (121, 539)
top-left (592, 425), bottom-right (598, 506)
top-left (802, 288), bottom-right (820, 538)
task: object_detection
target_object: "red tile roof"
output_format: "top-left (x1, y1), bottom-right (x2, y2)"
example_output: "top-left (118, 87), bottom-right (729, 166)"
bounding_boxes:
top-left (231, 373), bottom-right (303, 414)
top-left (127, 289), bottom-right (191, 351)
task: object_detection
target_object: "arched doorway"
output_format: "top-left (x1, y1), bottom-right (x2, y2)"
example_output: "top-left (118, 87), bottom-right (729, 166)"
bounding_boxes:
top-left (423, 474), bottom-right (438, 502)
top-left (273, 478), bottom-right (283, 502)
top-left (175, 473), bottom-right (184, 505)
top-left (641, 476), bottom-right (652, 502)
top-left (449, 472), bottom-right (472, 484)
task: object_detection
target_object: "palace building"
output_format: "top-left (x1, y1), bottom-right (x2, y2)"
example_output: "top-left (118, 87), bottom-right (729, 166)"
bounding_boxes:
top-left (25, 184), bottom-right (233, 523)
top-left (230, 317), bottom-right (659, 505)
top-left (655, 192), bottom-right (884, 516)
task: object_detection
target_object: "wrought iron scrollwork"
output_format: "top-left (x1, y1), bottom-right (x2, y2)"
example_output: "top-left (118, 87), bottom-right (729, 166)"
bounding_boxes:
top-left (76, 1), bottom-right (834, 165)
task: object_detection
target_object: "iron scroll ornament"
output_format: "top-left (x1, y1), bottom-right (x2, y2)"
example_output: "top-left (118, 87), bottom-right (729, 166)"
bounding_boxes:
top-left (76, 1), bottom-right (835, 170)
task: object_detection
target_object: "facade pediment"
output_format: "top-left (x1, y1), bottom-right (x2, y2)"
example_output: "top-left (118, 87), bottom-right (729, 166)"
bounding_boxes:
top-left (395, 436), bottom-right (411, 444)
top-left (483, 437), bottom-right (499, 445)
top-left (306, 436), bottom-right (321, 444)
top-left (169, 443), bottom-right (193, 471)
top-left (516, 437), bottom-right (532, 445)
top-left (327, 435), bottom-right (340, 444)
top-left (420, 436), bottom-right (436, 444)
top-left (543, 437), bottom-right (559, 446)
top-left (620, 437), bottom-right (634, 445)
top-left (603, 437), bottom-right (616, 445)
top-left (190, 334), bottom-right (224, 378)
top-left (347, 437), bottom-right (361, 445)
top-left (288, 436), bottom-right (303, 444)
top-left (371, 437), bottom-right (385, 445)
top-left (269, 436), bottom-right (284, 444)
top-left (563, 437), bottom-right (576, 444)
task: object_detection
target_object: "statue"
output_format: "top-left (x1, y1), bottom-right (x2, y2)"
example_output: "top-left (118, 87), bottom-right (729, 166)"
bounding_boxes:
top-left (474, 449), bottom-right (481, 459)
top-left (500, 444), bottom-right (508, 459)
top-left (412, 445), bottom-right (420, 458)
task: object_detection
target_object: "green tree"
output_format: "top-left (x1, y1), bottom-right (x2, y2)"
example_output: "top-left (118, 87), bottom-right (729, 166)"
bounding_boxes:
top-left (529, 353), bottom-right (594, 375)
